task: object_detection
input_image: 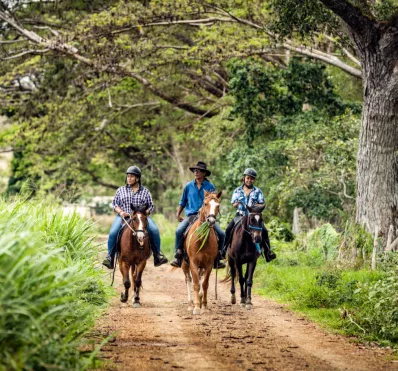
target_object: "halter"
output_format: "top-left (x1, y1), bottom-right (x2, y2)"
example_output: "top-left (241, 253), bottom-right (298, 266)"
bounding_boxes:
top-left (199, 197), bottom-right (219, 225)
top-left (243, 212), bottom-right (263, 237)
top-left (121, 214), bottom-right (148, 243)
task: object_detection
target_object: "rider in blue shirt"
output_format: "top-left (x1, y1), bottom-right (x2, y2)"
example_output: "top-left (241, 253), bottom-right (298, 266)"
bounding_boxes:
top-left (170, 161), bottom-right (226, 269)
top-left (222, 168), bottom-right (276, 262)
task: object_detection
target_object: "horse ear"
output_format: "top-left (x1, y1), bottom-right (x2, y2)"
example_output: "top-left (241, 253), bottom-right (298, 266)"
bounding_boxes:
top-left (247, 205), bottom-right (253, 213)
top-left (216, 190), bottom-right (222, 199)
top-left (258, 205), bottom-right (265, 213)
top-left (131, 204), bottom-right (136, 212)
top-left (204, 190), bottom-right (209, 197)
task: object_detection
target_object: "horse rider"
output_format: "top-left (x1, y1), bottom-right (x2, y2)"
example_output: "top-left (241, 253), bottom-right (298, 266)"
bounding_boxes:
top-left (169, 161), bottom-right (226, 269)
top-left (102, 166), bottom-right (168, 269)
top-left (222, 168), bottom-right (276, 262)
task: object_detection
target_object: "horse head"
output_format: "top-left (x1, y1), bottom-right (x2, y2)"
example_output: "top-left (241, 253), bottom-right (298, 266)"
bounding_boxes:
top-left (246, 205), bottom-right (265, 244)
top-left (130, 203), bottom-right (148, 247)
top-left (202, 190), bottom-right (222, 227)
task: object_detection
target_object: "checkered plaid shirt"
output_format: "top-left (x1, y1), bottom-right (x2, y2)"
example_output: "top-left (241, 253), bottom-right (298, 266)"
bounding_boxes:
top-left (112, 185), bottom-right (154, 213)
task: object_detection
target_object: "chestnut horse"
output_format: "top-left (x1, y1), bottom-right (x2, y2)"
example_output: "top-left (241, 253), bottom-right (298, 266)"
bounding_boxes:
top-left (119, 204), bottom-right (150, 308)
top-left (182, 190), bottom-right (222, 315)
top-left (226, 205), bottom-right (265, 309)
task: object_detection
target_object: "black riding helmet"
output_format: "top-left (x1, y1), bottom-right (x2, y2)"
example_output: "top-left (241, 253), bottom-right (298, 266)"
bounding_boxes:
top-left (243, 168), bottom-right (257, 178)
top-left (126, 166), bottom-right (141, 177)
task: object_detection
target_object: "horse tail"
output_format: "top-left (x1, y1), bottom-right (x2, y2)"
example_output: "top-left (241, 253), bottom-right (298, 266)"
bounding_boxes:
top-left (221, 260), bottom-right (232, 283)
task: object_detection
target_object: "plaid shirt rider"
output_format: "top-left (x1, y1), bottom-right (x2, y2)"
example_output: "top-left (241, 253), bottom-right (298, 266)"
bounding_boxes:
top-left (112, 185), bottom-right (154, 214)
top-left (231, 185), bottom-right (264, 215)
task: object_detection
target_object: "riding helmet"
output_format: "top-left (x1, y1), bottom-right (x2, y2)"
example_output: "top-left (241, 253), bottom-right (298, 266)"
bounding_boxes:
top-left (243, 168), bottom-right (257, 178)
top-left (126, 166), bottom-right (141, 177)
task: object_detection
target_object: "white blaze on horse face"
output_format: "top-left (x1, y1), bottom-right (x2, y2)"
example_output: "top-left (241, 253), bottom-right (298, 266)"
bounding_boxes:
top-left (207, 199), bottom-right (219, 225)
top-left (136, 214), bottom-right (145, 246)
top-left (255, 215), bottom-right (260, 222)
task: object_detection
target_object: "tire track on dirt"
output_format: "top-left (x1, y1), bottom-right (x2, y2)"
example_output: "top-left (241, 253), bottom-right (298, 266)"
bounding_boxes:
top-left (94, 262), bottom-right (398, 370)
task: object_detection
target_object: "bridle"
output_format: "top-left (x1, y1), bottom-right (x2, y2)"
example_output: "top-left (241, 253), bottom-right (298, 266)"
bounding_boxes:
top-left (121, 213), bottom-right (148, 244)
top-left (243, 212), bottom-right (263, 238)
top-left (200, 197), bottom-right (220, 226)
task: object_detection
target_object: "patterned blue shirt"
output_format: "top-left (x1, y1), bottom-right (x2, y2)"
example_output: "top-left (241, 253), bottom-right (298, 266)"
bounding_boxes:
top-left (112, 185), bottom-right (154, 213)
top-left (179, 179), bottom-right (216, 216)
top-left (231, 185), bottom-right (265, 215)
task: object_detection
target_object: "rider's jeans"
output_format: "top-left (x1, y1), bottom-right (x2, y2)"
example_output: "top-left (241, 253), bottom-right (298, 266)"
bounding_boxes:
top-left (107, 215), bottom-right (161, 259)
top-left (174, 217), bottom-right (225, 252)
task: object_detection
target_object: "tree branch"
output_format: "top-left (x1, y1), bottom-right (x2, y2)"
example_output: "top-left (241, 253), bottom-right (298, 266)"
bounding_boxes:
top-left (318, 0), bottom-right (377, 36)
top-left (2, 48), bottom-right (50, 60)
top-left (78, 167), bottom-right (119, 190)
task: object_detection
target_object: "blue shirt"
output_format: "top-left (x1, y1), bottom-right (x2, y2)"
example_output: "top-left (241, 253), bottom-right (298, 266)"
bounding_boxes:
top-left (231, 185), bottom-right (264, 215)
top-left (179, 179), bottom-right (216, 216)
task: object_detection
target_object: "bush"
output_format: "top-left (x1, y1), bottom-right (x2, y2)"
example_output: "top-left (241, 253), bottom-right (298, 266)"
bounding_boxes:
top-left (0, 198), bottom-right (111, 370)
top-left (307, 223), bottom-right (340, 260)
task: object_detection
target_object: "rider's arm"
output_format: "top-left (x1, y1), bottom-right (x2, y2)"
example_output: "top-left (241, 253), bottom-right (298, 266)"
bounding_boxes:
top-left (145, 189), bottom-right (155, 215)
top-left (112, 188), bottom-right (129, 217)
top-left (176, 205), bottom-right (184, 222)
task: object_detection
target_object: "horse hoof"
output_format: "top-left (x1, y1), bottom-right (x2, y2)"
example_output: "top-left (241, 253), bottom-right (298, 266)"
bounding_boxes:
top-left (193, 308), bottom-right (201, 315)
top-left (231, 295), bottom-right (236, 305)
top-left (246, 303), bottom-right (253, 310)
top-left (240, 303), bottom-right (246, 308)
top-left (132, 302), bottom-right (140, 308)
top-left (120, 294), bottom-right (127, 303)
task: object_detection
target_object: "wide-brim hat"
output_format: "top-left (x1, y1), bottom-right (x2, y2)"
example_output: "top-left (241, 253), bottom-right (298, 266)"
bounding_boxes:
top-left (189, 161), bottom-right (211, 176)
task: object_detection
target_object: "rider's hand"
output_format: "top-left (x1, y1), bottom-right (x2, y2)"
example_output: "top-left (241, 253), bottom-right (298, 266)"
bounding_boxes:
top-left (176, 213), bottom-right (184, 222)
top-left (119, 211), bottom-right (129, 218)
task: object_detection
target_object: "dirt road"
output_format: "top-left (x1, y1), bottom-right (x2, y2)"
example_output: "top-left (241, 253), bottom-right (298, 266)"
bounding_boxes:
top-left (95, 261), bottom-right (398, 370)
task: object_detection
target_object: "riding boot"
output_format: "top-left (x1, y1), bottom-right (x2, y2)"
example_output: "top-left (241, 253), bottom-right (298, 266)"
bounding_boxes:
top-left (261, 227), bottom-right (276, 262)
top-left (153, 252), bottom-right (168, 267)
top-left (149, 240), bottom-right (168, 267)
top-left (170, 249), bottom-right (183, 268)
top-left (102, 255), bottom-right (113, 269)
top-left (214, 250), bottom-right (226, 269)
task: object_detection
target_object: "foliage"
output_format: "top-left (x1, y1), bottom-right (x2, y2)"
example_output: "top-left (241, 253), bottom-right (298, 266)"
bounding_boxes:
top-left (307, 223), bottom-right (341, 261)
top-left (0, 198), bottom-right (111, 370)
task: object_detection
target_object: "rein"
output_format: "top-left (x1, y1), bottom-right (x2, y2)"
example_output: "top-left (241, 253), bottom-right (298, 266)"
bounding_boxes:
top-left (120, 215), bottom-right (148, 242)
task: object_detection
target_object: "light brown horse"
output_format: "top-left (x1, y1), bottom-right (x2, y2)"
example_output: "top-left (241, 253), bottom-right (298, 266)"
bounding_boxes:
top-left (119, 205), bottom-right (150, 308)
top-left (182, 190), bottom-right (222, 315)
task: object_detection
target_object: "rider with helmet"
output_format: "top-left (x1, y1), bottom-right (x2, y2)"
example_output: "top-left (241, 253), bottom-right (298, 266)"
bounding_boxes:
top-left (102, 166), bottom-right (168, 269)
top-left (222, 168), bottom-right (276, 262)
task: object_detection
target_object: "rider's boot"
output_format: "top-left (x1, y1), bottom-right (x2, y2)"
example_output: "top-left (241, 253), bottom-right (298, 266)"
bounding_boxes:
top-left (214, 250), bottom-right (226, 269)
top-left (102, 254), bottom-right (113, 270)
top-left (154, 252), bottom-right (168, 267)
top-left (170, 249), bottom-right (183, 268)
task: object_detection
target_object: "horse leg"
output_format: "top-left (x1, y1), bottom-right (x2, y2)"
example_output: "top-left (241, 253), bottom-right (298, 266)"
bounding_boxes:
top-left (119, 259), bottom-right (131, 303)
top-left (229, 256), bottom-right (237, 305)
top-left (199, 269), bottom-right (204, 309)
top-left (182, 260), bottom-right (194, 310)
top-left (190, 264), bottom-right (201, 315)
top-left (245, 261), bottom-right (257, 310)
top-left (244, 266), bottom-right (249, 303)
top-left (237, 263), bottom-right (246, 307)
top-left (201, 268), bottom-right (211, 312)
top-left (132, 261), bottom-right (146, 308)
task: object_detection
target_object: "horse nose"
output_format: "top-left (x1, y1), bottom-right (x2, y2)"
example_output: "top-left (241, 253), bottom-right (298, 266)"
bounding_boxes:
top-left (254, 235), bottom-right (262, 244)
top-left (207, 216), bottom-right (216, 226)
top-left (137, 232), bottom-right (145, 246)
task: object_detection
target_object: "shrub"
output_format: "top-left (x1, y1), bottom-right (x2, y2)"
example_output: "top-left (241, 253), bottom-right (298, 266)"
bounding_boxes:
top-left (0, 198), bottom-right (111, 370)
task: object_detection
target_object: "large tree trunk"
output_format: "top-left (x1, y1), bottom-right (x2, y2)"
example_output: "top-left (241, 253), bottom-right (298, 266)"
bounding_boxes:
top-left (355, 30), bottom-right (398, 241)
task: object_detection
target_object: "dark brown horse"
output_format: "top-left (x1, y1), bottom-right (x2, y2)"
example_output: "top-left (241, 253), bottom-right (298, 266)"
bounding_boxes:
top-left (182, 190), bottom-right (222, 315)
top-left (226, 205), bottom-right (265, 310)
top-left (119, 205), bottom-right (150, 308)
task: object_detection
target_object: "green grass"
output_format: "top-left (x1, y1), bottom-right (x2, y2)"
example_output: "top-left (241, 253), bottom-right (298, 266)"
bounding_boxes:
top-left (0, 198), bottom-right (112, 370)
top-left (151, 214), bottom-right (177, 259)
top-left (251, 239), bottom-right (396, 344)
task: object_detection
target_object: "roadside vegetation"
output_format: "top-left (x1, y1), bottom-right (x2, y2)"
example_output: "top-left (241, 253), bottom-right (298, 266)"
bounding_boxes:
top-left (254, 222), bottom-right (398, 346)
top-left (0, 197), bottom-right (112, 370)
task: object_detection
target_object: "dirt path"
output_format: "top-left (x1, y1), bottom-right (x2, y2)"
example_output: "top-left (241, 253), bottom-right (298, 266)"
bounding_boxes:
top-left (95, 261), bottom-right (398, 371)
